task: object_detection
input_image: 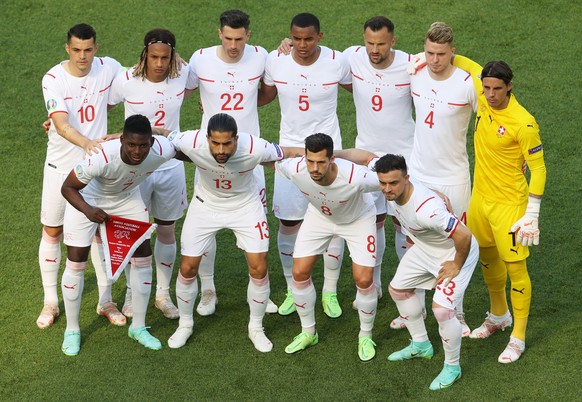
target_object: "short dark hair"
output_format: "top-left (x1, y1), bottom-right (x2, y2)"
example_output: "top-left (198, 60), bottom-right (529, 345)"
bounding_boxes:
top-left (220, 9), bottom-right (250, 30)
top-left (207, 113), bottom-right (238, 137)
top-left (305, 133), bottom-right (333, 157)
top-left (123, 114), bottom-right (152, 137)
top-left (481, 60), bottom-right (513, 94)
top-left (291, 13), bottom-right (320, 33)
top-left (374, 154), bottom-right (407, 175)
top-left (364, 16), bottom-right (394, 33)
top-left (67, 23), bottom-right (96, 43)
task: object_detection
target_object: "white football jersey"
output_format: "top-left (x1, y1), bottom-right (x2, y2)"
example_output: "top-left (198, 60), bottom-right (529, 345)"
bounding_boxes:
top-left (170, 131), bottom-right (283, 210)
top-left (344, 46), bottom-right (415, 158)
top-left (42, 57), bottom-right (122, 173)
top-left (275, 157), bottom-right (378, 224)
top-left (389, 180), bottom-right (462, 259)
top-left (108, 66), bottom-right (196, 171)
top-left (74, 135), bottom-right (176, 199)
top-left (263, 46), bottom-right (351, 148)
top-left (408, 66), bottom-right (477, 185)
top-left (189, 44), bottom-right (267, 136)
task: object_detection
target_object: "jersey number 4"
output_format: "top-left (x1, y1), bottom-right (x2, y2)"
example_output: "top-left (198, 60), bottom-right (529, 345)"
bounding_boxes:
top-left (424, 111), bottom-right (435, 129)
top-left (221, 93), bottom-right (244, 111)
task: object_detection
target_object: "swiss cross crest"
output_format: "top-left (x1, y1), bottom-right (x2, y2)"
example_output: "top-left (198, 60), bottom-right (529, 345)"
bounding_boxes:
top-left (497, 125), bottom-right (506, 136)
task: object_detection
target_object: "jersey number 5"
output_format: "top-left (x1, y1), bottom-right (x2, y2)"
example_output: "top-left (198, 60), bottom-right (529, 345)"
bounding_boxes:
top-left (299, 95), bottom-right (309, 111)
top-left (221, 93), bottom-right (244, 111)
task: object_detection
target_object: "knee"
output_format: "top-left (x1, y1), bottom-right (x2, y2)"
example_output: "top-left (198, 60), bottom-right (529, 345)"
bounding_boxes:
top-left (432, 306), bottom-right (456, 323)
top-left (156, 223), bottom-right (176, 244)
top-left (388, 285), bottom-right (414, 301)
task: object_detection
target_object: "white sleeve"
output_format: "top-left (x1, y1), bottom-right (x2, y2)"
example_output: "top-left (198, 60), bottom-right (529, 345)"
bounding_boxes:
top-left (187, 53), bottom-right (200, 89)
top-left (336, 51), bottom-right (352, 86)
top-left (108, 71), bottom-right (126, 106)
top-left (262, 51), bottom-right (277, 86)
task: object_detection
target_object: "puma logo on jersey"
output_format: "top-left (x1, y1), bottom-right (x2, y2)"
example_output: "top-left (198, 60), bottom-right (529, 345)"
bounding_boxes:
top-left (431, 89), bottom-right (438, 95)
top-left (375, 73), bottom-right (382, 79)
top-left (227, 72), bottom-right (235, 77)
top-left (510, 248), bottom-right (518, 255)
top-left (319, 191), bottom-right (327, 196)
top-left (300, 74), bottom-right (308, 80)
top-left (512, 287), bottom-right (525, 294)
top-left (429, 213), bottom-right (437, 219)
top-left (156, 90), bottom-right (165, 95)
top-left (81, 86), bottom-right (87, 90)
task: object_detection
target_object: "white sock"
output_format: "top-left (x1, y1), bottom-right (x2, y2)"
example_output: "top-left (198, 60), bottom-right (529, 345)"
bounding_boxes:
top-left (154, 239), bottom-right (176, 299)
top-left (129, 257), bottom-right (153, 329)
top-left (278, 227), bottom-right (298, 290)
top-left (198, 237), bottom-right (216, 293)
top-left (247, 275), bottom-right (270, 329)
top-left (323, 236), bottom-right (344, 292)
top-left (434, 307), bottom-right (462, 365)
top-left (357, 284), bottom-right (377, 337)
top-left (61, 260), bottom-right (86, 332)
top-left (389, 287), bottom-right (428, 342)
top-left (292, 278), bottom-right (316, 334)
top-left (374, 224), bottom-right (386, 291)
top-left (91, 240), bottom-right (112, 306)
top-left (124, 264), bottom-right (132, 300)
top-left (38, 231), bottom-right (61, 306)
top-left (176, 272), bottom-right (197, 327)
top-left (415, 288), bottom-right (427, 313)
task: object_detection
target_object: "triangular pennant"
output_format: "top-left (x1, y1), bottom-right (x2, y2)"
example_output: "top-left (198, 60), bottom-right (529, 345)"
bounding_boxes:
top-left (100, 216), bottom-right (157, 281)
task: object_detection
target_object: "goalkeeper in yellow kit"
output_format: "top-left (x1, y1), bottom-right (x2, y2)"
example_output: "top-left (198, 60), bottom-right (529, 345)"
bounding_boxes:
top-left (453, 56), bottom-right (546, 363)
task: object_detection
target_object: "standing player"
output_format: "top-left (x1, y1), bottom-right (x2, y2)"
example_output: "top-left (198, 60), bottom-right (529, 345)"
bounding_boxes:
top-left (269, 134), bottom-right (380, 361)
top-left (60, 115), bottom-right (176, 356)
top-left (259, 13), bottom-right (351, 318)
top-left (188, 10), bottom-right (276, 316)
top-left (375, 154), bottom-right (478, 390)
top-left (38, 23), bottom-right (122, 329)
top-left (165, 113), bottom-right (303, 352)
top-left (342, 16), bottom-right (416, 305)
top-left (453, 56), bottom-right (546, 363)
top-left (400, 22), bottom-right (477, 334)
top-left (109, 28), bottom-right (196, 320)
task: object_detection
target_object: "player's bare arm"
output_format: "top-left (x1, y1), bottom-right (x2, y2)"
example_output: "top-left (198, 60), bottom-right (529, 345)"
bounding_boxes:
top-left (51, 112), bottom-right (103, 155)
top-left (257, 82), bottom-right (277, 106)
top-left (61, 170), bottom-right (109, 223)
top-left (333, 148), bottom-right (378, 166)
top-left (436, 223), bottom-right (472, 286)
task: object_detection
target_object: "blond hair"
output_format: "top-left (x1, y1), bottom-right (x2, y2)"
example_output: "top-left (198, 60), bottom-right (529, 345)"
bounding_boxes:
top-left (425, 22), bottom-right (454, 45)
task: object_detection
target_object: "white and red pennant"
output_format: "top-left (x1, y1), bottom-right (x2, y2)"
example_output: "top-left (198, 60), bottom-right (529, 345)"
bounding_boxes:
top-left (100, 216), bottom-right (156, 281)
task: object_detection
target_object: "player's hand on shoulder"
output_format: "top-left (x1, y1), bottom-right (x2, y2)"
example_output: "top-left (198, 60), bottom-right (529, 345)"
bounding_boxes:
top-left (278, 38), bottom-right (292, 55)
top-left (436, 260), bottom-right (461, 287)
top-left (82, 138), bottom-right (103, 156)
top-left (407, 52), bottom-right (427, 75)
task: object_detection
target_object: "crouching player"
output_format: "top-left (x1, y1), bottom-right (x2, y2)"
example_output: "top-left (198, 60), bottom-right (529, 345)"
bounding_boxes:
top-left (375, 154), bottom-right (478, 390)
top-left (60, 115), bottom-right (176, 355)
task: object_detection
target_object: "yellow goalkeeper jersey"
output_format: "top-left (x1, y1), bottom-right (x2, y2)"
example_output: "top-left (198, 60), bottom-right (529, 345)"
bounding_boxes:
top-left (453, 56), bottom-right (546, 206)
